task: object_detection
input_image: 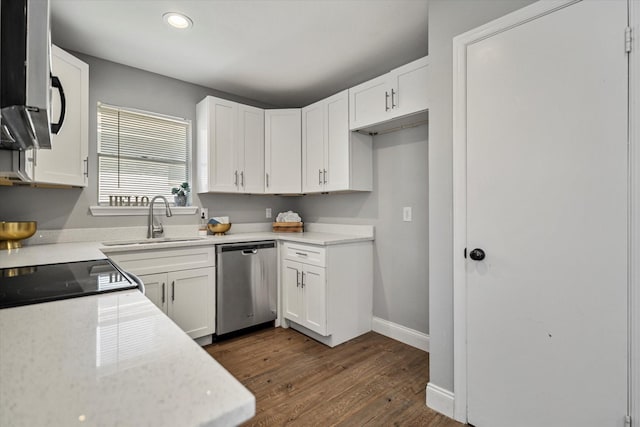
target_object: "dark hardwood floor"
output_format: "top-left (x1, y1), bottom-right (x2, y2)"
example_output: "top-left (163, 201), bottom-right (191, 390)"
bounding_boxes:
top-left (204, 327), bottom-right (465, 426)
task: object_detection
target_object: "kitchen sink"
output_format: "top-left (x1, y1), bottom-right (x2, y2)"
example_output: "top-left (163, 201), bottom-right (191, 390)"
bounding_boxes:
top-left (102, 237), bottom-right (205, 246)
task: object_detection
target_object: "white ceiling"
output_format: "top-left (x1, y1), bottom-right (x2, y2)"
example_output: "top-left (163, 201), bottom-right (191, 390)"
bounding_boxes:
top-left (51, 0), bottom-right (428, 107)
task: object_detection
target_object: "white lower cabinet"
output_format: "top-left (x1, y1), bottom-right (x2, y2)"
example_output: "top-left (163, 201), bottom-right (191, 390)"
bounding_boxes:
top-left (139, 268), bottom-right (215, 339)
top-left (107, 246), bottom-right (216, 339)
top-left (281, 241), bottom-right (372, 347)
top-left (282, 260), bottom-right (327, 336)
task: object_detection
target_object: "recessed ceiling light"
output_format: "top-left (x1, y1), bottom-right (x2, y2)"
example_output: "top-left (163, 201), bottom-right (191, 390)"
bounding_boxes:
top-left (163, 12), bottom-right (193, 30)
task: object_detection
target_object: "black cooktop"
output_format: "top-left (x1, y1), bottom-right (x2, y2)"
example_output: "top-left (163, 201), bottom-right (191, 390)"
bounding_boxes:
top-left (0, 259), bottom-right (138, 309)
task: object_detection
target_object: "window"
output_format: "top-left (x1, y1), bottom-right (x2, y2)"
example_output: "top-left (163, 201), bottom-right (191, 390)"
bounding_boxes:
top-left (97, 103), bottom-right (190, 205)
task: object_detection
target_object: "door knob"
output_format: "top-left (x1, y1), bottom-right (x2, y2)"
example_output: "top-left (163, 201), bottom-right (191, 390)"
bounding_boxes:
top-left (469, 248), bottom-right (486, 261)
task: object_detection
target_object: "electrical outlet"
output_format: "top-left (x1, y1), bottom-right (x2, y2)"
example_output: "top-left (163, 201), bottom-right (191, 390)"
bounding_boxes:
top-left (403, 207), bottom-right (412, 222)
top-left (266, 208), bottom-right (272, 218)
top-left (200, 207), bottom-right (209, 219)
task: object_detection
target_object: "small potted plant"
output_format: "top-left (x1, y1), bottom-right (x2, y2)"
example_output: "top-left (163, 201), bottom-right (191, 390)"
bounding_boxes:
top-left (171, 182), bottom-right (190, 206)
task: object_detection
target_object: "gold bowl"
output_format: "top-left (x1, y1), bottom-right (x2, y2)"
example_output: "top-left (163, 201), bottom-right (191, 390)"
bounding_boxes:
top-left (207, 223), bottom-right (232, 236)
top-left (0, 221), bottom-right (37, 250)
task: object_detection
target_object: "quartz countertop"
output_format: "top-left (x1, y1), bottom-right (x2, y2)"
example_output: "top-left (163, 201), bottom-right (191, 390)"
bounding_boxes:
top-left (0, 223), bottom-right (373, 426)
top-left (0, 290), bottom-right (255, 427)
top-left (1, 227), bottom-right (374, 269)
top-left (0, 241), bottom-right (107, 269)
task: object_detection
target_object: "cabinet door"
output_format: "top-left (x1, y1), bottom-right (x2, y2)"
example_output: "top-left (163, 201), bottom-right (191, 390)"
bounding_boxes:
top-left (168, 267), bottom-right (215, 339)
top-left (138, 273), bottom-right (168, 314)
top-left (302, 264), bottom-right (327, 336)
top-left (282, 260), bottom-right (302, 323)
top-left (198, 97), bottom-right (239, 193)
top-left (264, 109), bottom-right (301, 194)
top-left (390, 56), bottom-right (429, 119)
top-left (325, 90), bottom-right (350, 192)
top-left (348, 73), bottom-right (390, 131)
top-left (238, 104), bottom-right (265, 193)
top-left (301, 101), bottom-right (325, 193)
top-left (35, 45), bottom-right (88, 186)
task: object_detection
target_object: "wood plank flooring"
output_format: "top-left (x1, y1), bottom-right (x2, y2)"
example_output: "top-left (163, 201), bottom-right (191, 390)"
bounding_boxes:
top-left (204, 327), bottom-right (465, 426)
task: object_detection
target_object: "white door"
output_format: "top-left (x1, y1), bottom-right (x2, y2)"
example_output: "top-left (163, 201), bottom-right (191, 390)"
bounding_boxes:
top-left (138, 273), bottom-right (168, 314)
top-left (325, 90), bottom-right (349, 192)
top-left (302, 264), bottom-right (326, 336)
top-left (282, 260), bottom-right (302, 323)
top-left (302, 101), bottom-right (325, 193)
top-left (390, 56), bottom-right (429, 119)
top-left (465, 2), bottom-right (628, 427)
top-left (348, 73), bottom-right (389, 131)
top-left (264, 109), bottom-right (301, 194)
top-left (238, 104), bottom-right (264, 193)
top-left (36, 45), bottom-right (88, 186)
top-left (209, 98), bottom-right (239, 193)
top-left (168, 267), bottom-right (215, 339)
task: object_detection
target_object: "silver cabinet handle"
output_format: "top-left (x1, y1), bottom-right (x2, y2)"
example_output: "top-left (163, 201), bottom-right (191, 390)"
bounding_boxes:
top-left (385, 91), bottom-right (390, 111)
top-left (161, 282), bottom-right (165, 304)
top-left (171, 281), bottom-right (175, 302)
top-left (295, 252), bottom-right (308, 257)
top-left (296, 270), bottom-right (300, 287)
top-left (319, 169), bottom-right (322, 185)
top-left (391, 88), bottom-right (396, 109)
top-left (240, 171), bottom-right (244, 187)
top-left (323, 169), bottom-right (327, 184)
top-left (301, 271), bottom-right (305, 288)
top-left (266, 173), bottom-right (269, 188)
top-left (234, 170), bottom-right (238, 186)
top-left (83, 157), bottom-right (89, 177)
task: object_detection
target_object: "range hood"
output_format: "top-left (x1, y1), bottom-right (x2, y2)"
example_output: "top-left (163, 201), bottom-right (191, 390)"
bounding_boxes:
top-left (0, 0), bottom-right (65, 151)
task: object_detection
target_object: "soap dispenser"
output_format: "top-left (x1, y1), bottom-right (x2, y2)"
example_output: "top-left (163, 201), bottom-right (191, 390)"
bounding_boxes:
top-left (198, 211), bottom-right (208, 236)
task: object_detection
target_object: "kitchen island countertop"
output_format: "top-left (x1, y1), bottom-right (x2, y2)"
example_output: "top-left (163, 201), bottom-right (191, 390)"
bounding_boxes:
top-left (0, 290), bottom-right (255, 427)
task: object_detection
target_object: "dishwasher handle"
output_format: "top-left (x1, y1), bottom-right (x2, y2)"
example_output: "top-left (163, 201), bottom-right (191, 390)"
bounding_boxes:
top-left (217, 241), bottom-right (276, 253)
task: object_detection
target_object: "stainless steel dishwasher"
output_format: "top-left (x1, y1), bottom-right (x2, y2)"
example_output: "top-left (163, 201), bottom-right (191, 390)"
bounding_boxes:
top-left (216, 241), bottom-right (277, 335)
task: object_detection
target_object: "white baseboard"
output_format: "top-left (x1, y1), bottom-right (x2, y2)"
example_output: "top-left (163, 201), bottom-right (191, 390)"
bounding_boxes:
top-left (426, 383), bottom-right (455, 418)
top-left (371, 316), bottom-right (430, 352)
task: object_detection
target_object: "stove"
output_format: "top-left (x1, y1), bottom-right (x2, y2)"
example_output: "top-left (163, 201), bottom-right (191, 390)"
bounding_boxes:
top-left (0, 259), bottom-right (141, 309)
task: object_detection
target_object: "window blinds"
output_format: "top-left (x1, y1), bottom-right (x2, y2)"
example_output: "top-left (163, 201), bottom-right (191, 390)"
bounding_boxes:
top-left (97, 104), bottom-right (190, 205)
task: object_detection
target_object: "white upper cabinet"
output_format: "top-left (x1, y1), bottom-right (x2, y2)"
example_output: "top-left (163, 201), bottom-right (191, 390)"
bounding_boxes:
top-left (349, 55), bottom-right (429, 131)
top-left (301, 102), bottom-right (325, 193)
top-left (264, 109), bottom-right (301, 194)
top-left (302, 90), bottom-right (372, 193)
top-left (196, 96), bottom-right (265, 193)
top-left (237, 104), bottom-right (265, 193)
top-left (30, 45), bottom-right (89, 186)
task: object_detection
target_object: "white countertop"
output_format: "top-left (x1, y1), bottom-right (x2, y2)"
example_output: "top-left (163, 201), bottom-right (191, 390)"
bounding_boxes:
top-left (0, 242), bottom-right (107, 268)
top-left (0, 226), bottom-right (374, 269)
top-left (0, 290), bottom-right (255, 427)
top-left (0, 223), bottom-right (373, 426)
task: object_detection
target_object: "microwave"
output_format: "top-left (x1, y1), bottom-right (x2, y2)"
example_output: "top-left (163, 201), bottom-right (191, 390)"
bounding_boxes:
top-left (0, 0), bottom-right (65, 152)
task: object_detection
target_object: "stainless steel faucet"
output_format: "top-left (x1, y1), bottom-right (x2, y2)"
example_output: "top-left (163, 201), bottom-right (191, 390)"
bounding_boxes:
top-left (147, 195), bottom-right (173, 238)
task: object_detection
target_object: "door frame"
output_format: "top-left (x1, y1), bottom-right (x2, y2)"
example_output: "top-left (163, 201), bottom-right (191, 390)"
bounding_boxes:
top-left (451, 0), bottom-right (638, 423)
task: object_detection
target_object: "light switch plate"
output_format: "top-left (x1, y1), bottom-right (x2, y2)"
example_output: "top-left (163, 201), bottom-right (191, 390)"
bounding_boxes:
top-left (403, 207), bottom-right (412, 222)
top-left (266, 208), bottom-right (272, 218)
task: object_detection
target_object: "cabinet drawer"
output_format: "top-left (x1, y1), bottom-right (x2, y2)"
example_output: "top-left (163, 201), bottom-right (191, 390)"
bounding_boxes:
top-left (283, 242), bottom-right (325, 267)
top-left (109, 246), bottom-right (215, 275)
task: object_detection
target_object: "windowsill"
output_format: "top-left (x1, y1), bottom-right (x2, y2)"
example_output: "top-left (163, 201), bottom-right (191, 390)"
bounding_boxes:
top-left (89, 206), bottom-right (198, 216)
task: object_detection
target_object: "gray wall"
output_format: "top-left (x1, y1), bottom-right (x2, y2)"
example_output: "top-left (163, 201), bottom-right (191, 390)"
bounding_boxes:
top-left (427, 0), bottom-right (536, 392)
top-left (293, 124), bottom-right (429, 334)
top-left (0, 53), bottom-right (293, 229)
